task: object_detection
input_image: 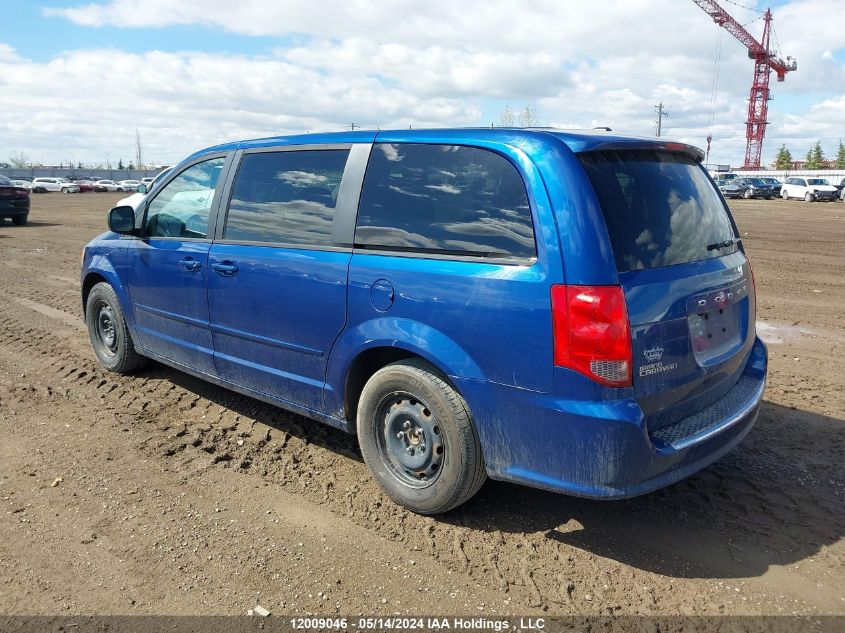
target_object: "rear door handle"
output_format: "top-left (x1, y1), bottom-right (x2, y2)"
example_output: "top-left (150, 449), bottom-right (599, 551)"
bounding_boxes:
top-left (178, 257), bottom-right (202, 272)
top-left (211, 261), bottom-right (239, 276)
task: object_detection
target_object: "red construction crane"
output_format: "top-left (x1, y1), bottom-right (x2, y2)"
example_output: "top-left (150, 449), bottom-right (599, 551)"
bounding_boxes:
top-left (692, 1), bottom-right (797, 169)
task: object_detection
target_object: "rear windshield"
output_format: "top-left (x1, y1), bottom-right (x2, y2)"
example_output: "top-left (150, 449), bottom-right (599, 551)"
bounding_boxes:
top-left (578, 150), bottom-right (738, 272)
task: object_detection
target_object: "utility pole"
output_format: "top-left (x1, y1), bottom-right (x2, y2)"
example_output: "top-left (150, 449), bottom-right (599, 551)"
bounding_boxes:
top-left (348, 123), bottom-right (357, 131)
top-left (135, 130), bottom-right (143, 170)
top-left (654, 102), bottom-right (669, 137)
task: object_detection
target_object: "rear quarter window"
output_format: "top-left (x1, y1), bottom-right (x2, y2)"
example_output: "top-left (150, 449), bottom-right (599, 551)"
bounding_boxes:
top-left (579, 150), bottom-right (738, 272)
top-left (355, 143), bottom-right (536, 260)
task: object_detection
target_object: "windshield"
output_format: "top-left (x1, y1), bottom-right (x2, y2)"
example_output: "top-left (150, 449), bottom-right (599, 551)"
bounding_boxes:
top-left (807, 179), bottom-right (829, 186)
top-left (748, 178), bottom-right (767, 185)
top-left (579, 150), bottom-right (738, 272)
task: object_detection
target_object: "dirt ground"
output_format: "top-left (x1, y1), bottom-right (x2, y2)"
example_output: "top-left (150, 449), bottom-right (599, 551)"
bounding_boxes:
top-left (0, 193), bottom-right (842, 617)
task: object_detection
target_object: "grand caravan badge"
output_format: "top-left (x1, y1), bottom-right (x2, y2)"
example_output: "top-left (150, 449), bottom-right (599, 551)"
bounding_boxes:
top-left (640, 346), bottom-right (678, 377)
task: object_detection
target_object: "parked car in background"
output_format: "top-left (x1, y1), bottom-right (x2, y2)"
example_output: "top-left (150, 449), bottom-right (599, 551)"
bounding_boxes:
top-left (9, 179), bottom-right (32, 189)
top-left (758, 177), bottom-right (782, 197)
top-left (717, 180), bottom-right (744, 199)
top-left (69, 178), bottom-right (96, 193)
top-left (30, 177), bottom-right (80, 193)
top-left (833, 177), bottom-right (845, 200)
top-left (94, 180), bottom-right (123, 192)
top-left (0, 175), bottom-right (30, 225)
top-left (140, 177), bottom-right (155, 185)
top-left (732, 177), bottom-right (774, 199)
top-left (117, 168), bottom-right (171, 211)
top-left (781, 177), bottom-right (838, 202)
top-left (82, 129), bottom-right (767, 514)
top-left (56, 178), bottom-right (82, 193)
top-left (119, 179), bottom-right (142, 192)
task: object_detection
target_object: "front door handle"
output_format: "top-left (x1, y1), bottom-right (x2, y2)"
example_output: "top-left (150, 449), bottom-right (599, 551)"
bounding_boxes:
top-left (211, 261), bottom-right (239, 276)
top-left (178, 257), bottom-right (202, 272)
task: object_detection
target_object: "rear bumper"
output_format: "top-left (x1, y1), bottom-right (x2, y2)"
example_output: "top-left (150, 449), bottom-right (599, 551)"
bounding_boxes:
top-left (0, 201), bottom-right (30, 217)
top-left (460, 336), bottom-right (767, 499)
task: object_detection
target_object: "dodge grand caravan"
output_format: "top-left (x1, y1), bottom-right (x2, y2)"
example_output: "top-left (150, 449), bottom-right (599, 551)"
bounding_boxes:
top-left (81, 128), bottom-right (767, 514)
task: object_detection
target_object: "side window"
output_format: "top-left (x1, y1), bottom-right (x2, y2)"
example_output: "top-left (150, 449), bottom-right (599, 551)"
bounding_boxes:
top-left (223, 149), bottom-right (350, 246)
top-left (355, 143), bottom-right (536, 259)
top-left (145, 157), bottom-right (225, 239)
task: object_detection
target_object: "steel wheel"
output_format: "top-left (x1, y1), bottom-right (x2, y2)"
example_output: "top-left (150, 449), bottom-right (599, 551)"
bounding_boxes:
top-left (85, 282), bottom-right (147, 373)
top-left (356, 359), bottom-right (486, 514)
top-left (375, 392), bottom-right (445, 488)
top-left (92, 300), bottom-right (118, 358)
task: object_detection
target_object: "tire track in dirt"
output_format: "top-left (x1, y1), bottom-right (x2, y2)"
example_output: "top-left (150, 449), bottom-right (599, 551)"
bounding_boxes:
top-left (4, 288), bottom-right (843, 614)
top-left (0, 292), bottom-right (745, 615)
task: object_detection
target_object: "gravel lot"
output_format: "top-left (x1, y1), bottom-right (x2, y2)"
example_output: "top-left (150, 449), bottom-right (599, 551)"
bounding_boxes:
top-left (0, 193), bottom-right (842, 616)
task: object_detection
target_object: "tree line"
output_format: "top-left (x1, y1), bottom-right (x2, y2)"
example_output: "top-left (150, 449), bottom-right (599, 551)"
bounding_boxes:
top-left (6, 151), bottom-right (140, 170)
top-left (774, 140), bottom-right (845, 170)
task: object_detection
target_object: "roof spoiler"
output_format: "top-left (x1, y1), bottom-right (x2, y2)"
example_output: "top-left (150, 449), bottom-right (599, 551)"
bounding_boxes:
top-left (577, 139), bottom-right (705, 162)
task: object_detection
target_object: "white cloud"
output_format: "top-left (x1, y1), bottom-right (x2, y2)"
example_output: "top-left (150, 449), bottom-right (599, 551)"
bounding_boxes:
top-left (0, 0), bottom-right (841, 167)
top-left (0, 47), bottom-right (480, 166)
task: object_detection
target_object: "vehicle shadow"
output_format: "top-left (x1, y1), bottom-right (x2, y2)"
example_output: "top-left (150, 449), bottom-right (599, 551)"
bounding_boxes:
top-left (452, 400), bottom-right (844, 579)
top-left (20, 220), bottom-right (63, 228)
top-left (0, 219), bottom-right (63, 228)
top-left (132, 362), bottom-right (844, 580)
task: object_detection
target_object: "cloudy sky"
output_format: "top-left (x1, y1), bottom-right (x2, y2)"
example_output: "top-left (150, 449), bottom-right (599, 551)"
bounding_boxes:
top-left (1, 0), bottom-right (843, 168)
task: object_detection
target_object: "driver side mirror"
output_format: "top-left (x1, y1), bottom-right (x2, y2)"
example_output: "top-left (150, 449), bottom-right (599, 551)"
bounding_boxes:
top-left (108, 205), bottom-right (136, 234)
top-left (137, 184), bottom-right (147, 194)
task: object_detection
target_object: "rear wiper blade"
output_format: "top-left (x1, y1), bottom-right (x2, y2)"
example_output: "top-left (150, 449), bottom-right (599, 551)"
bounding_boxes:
top-left (706, 238), bottom-right (738, 252)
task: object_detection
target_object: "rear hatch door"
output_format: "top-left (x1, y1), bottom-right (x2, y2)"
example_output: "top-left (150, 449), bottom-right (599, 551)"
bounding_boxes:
top-left (578, 149), bottom-right (755, 431)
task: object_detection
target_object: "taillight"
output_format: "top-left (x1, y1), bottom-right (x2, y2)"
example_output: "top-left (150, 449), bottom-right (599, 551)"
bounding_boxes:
top-left (551, 284), bottom-right (632, 387)
top-left (0, 187), bottom-right (30, 197)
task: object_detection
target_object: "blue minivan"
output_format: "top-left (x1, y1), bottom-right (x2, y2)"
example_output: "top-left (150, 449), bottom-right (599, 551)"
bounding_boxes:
top-left (81, 128), bottom-right (767, 514)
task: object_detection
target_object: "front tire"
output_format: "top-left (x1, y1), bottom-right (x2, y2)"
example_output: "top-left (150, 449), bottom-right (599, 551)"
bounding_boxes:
top-left (743, 189), bottom-right (752, 199)
top-left (804, 192), bottom-right (814, 202)
top-left (11, 215), bottom-right (27, 226)
top-left (357, 359), bottom-right (486, 514)
top-left (85, 282), bottom-right (147, 373)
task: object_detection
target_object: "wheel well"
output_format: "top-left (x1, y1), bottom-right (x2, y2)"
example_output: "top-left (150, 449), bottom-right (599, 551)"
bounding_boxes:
top-left (344, 347), bottom-right (426, 423)
top-left (81, 273), bottom-right (107, 317)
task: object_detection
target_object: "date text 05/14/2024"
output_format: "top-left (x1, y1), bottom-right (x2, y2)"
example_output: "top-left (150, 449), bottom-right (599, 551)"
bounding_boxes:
top-left (290, 617), bottom-right (547, 630)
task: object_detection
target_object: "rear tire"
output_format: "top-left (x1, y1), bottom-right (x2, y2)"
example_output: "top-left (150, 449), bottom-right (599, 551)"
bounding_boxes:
top-left (357, 359), bottom-right (486, 514)
top-left (11, 216), bottom-right (27, 226)
top-left (85, 282), bottom-right (147, 374)
top-left (782, 190), bottom-right (789, 200)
